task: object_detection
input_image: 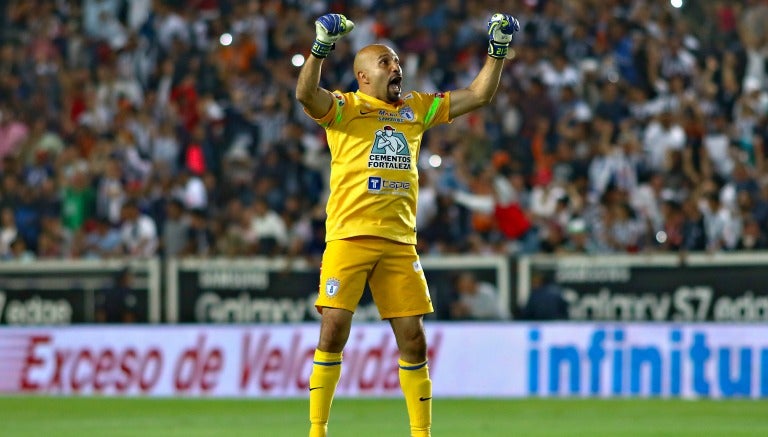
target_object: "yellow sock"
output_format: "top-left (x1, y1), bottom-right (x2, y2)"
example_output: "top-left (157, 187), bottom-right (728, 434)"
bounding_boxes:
top-left (308, 350), bottom-right (343, 437)
top-left (399, 359), bottom-right (432, 437)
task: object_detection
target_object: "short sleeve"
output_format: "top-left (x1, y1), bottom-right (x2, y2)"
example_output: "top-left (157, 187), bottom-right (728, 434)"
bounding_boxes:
top-left (422, 91), bottom-right (452, 130)
top-left (306, 91), bottom-right (348, 129)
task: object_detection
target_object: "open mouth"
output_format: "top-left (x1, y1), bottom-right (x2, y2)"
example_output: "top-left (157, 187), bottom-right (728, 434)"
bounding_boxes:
top-left (388, 76), bottom-right (402, 94)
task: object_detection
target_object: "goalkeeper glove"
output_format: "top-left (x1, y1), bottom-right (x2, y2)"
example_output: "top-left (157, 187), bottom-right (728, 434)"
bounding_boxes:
top-left (487, 13), bottom-right (520, 59)
top-left (312, 14), bottom-right (355, 58)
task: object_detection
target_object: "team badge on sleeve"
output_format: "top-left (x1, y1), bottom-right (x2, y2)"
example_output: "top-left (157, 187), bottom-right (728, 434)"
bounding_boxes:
top-left (325, 277), bottom-right (341, 297)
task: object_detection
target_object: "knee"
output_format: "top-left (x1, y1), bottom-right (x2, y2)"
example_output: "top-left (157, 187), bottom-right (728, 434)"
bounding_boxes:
top-left (318, 329), bottom-right (346, 352)
top-left (399, 326), bottom-right (428, 361)
top-left (317, 312), bottom-right (352, 352)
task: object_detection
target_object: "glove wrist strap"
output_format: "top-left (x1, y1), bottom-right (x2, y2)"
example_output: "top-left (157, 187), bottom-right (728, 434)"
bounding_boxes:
top-left (488, 41), bottom-right (509, 59)
top-left (311, 39), bottom-right (334, 58)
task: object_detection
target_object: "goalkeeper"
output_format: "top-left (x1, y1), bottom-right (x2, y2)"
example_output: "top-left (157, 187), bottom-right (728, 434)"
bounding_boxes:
top-left (296, 12), bottom-right (519, 437)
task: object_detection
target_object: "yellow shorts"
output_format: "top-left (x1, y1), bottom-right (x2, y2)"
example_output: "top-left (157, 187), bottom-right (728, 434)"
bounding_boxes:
top-left (316, 237), bottom-right (433, 319)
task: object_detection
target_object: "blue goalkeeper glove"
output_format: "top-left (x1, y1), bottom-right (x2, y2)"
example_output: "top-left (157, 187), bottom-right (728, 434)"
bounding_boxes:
top-left (487, 13), bottom-right (520, 59)
top-left (312, 14), bottom-right (355, 58)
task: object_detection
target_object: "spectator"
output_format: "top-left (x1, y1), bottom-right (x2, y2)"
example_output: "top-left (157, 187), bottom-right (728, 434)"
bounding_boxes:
top-left (178, 169), bottom-right (208, 211)
top-left (119, 200), bottom-right (158, 258)
top-left (182, 208), bottom-right (214, 257)
top-left (449, 271), bottom-right (508, 320)
top-left (244, 197), bottom-right (287, 255)
top-left (0, 206), bottom-right (18, 257)
top-left (160, 198), bottom-right (188, 257)
top-left (737, 216), bottom-right (768, 250)
top-left (95, 267), bottom-right (139, 323)
top-left (561, 217), bottom-right (598, 254)
top-left (0, 107), bottom-right (29, 166)
top-left (78, 217), bottom-right (123, 259)
top-left (642, 108), bottom-right (687, 173)
top-left (61, 163), bottom-right (96, 232)
top-left (520, 271), bottom-right (569, 320)
top-left (7, 237), bottom-right (35, 262)
top-left (38, 214), bottom-right (73, 258)
top-left (95, 157), bottom-right (127, 225)
top-left (702, 190), bottom-right (742, 251)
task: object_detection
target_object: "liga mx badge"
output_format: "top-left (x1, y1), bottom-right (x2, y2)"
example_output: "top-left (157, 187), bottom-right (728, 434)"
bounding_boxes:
top-left (325, 277), bottom-right (341, 297)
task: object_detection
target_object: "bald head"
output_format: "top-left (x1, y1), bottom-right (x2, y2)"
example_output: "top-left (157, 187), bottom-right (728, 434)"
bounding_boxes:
top-left (353, 44), bottom-right (403, 103)
top-left (354, 45), bottom-right (394, 76)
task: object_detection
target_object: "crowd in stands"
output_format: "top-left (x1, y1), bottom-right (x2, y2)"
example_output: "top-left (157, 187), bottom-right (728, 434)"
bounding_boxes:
top-left (1, 0), bottom-right (767, 264)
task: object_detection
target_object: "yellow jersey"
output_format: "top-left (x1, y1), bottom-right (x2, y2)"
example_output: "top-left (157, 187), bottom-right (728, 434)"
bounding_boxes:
top-left (310, 90), bottom-right (451, 245)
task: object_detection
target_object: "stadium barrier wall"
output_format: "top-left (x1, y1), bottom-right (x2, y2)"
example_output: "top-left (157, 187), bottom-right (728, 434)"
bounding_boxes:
top-left (0, 259), bottom-right (162, 325)
top-left (2, 253), bottom-right (768, 324)
top-left (165, 255), bottom-right (511, 323)
top-left (518, 252), bottom-right (768, 321)
top-left (1, 323), bottom-right (766, 399)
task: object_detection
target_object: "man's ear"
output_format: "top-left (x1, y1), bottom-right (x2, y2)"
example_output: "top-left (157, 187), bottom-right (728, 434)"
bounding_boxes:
top-left (357, 70), bottom-right (368, 84)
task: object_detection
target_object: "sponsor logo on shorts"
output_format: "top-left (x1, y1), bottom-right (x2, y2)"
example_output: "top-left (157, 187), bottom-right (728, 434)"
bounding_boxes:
top-left (413, 261), bottom-right (422, 272)
top-left (325, 277), bottom-right (340, 297)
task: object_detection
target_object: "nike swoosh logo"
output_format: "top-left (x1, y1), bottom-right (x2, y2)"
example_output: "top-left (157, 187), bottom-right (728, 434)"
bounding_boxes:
top-left (359, 110), bottom-right (376, 115)
top-left (309, 387), bottom-right (323, 391)
top-left (419, 396), bottom-right (432, 401)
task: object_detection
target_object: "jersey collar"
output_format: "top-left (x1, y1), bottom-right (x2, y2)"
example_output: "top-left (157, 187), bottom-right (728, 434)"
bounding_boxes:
top-left (355, 90), bottom-right (404, 108)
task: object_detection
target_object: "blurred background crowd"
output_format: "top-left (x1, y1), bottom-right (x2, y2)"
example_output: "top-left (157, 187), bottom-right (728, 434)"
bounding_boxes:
top-left (1, 0), bottom-right (767, 264)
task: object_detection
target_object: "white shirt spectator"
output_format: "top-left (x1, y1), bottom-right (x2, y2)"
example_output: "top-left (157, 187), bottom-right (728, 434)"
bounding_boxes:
top-left (151, 130), bottom-right (180, 172)
top-left (121, 214), bottom-right (158, 258)
top-left (91, 11), bottom-right (128, 50)
top-left (589, 146), bottom-right (638, 198)
top-left (127, 0), bottom-right (152, 30)
top-left (530, 184), bottom-right (566, 220)
top-left (703, 129), bottom-right (735, 178)
top-left (660, 45), bottom-right (697, 80)
top-left (630, 173), bottom-right (665, 232)
top-left (96, 161), bottom-right (126, 224)
top-left (540, 57), bottom-right (581, 100)
top-left (642, 118), bottom-right (686, 171)
top-left (83, 0), bottom-right (121, 37)
top-left (157, 10), bottom-right (189, 50)
top-left (451, 272), bottom-right (508, 320)
top-left (183, 175), bottom-right (208, 210)
top-left (702, 202), bottom-right (742, 251)
top-left (459, 281), bottom-right (507, 320)
top-left (122, 143), bottom-right (153, 183)
top-left (0, 224), bottom-right (17, 258)
top-left (416, 172), bottom-right (438, 231)
top-left (247, 203), bottom-right (288, 249)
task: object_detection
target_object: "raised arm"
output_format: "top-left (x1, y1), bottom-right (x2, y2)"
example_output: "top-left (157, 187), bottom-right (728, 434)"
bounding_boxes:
top-left (295, 14), bottom-right (355, 120)
top-left (449, 14), bottom-right (519, 119)
top-left (296, 54), bottom-right (335, 119)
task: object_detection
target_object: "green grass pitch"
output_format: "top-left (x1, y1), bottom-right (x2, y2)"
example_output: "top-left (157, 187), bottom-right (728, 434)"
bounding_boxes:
top-left (1, 396), bottom-right (767, 436)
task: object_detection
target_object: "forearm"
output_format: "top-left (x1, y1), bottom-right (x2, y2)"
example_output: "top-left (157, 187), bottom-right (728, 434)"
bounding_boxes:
top-left (476, 55), bottom-right (505, 93)
top-left (449, 13), bottom-right (517, 118)
top-left (295, 54), bottom-right (332, 118)
top-left (468, 56), bottom-right (504, 105)
top-left (449, 56), bottom-right (504, 118)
